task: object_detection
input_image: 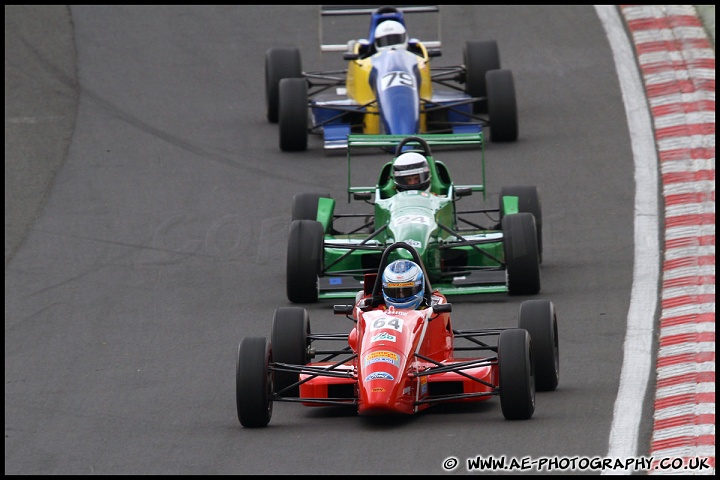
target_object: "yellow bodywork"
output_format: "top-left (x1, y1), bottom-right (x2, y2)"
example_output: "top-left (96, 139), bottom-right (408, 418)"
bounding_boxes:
top-left (345, 43), bottom-right (434, 134)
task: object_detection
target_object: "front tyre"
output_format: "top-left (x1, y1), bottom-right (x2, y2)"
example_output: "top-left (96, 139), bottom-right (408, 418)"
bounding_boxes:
top-left (518, 299), bottom-right (559, 391)
top-left (287, 220), bottom-right (324, 303)
top-left (498, 328), bottom-right (535, 420)
top-left (236, 336), bottom-right (273, 427)
top-left (487, 69), bottom-right (518, 142)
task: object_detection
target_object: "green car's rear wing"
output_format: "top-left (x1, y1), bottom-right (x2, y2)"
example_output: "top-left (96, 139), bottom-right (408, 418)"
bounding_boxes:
top-left (345, 133), bottom-right (486, 202)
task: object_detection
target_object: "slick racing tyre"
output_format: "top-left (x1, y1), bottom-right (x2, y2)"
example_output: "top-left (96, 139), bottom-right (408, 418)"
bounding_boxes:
top-left (518, 299), bottom-right (559, 391)
top-left (236, 336), bottom-right (273, 428)
top-left (463, 40), bottom-right (500, 114)
top-left (292, 192), bottom-right (331, 221)
top-left (498, 328), bottom-right (535, 420)
top-left (279, 78), bottom-right (309, 152)
top-left (265, 47), bottom-right (302, 123)
top-left (287, 220), bottom-right (323, 303)
top-left (271, 307), bottom-right (311, 397)
top-left (502, 213), bottom-right (540, 295)
top-left (500, 186), bottom-right (543, 264)
top-left (486, 69), bottom-right (518, 142)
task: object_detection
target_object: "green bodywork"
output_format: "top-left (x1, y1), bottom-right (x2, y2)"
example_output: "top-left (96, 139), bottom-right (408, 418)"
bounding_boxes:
top-left (315, 134), bottom-right (520, 299)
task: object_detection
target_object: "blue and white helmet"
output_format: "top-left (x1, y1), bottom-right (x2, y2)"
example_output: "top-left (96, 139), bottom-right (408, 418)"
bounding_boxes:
top-left (382, 259), bottom-right (425, 309)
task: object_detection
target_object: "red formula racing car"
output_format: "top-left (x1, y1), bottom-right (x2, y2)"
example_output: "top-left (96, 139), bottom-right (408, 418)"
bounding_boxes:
top-left (235, 242), bottom-right (559, 427)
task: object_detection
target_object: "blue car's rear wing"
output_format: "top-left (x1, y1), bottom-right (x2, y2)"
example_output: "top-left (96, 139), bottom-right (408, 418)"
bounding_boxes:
top-left (345, 133), bottom-right (486, 202)
top-left (320, 5), bottom-right (441, 52)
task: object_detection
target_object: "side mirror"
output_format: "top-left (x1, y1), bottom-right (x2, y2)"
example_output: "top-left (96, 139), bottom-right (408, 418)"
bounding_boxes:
top-left (343, 52), bottom-right (360, 61)
top-left (455, 187), bottom-right (472, 198)
top-left (427, 49), bottom-right (442, 58)
top-left (353, 191), bottom-right (372, 201)
top-left (433, 303), bottom-right (452, 313)
top-left (333, 305), bottom-right (353, 315)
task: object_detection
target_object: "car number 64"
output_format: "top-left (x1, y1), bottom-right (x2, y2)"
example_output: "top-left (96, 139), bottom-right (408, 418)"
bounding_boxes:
top-left (370, 317), bottom-right (404, 332)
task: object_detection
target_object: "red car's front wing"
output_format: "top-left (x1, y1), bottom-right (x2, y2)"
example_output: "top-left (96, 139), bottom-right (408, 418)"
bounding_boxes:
top-left (298, 359), bottom-right (498, 415)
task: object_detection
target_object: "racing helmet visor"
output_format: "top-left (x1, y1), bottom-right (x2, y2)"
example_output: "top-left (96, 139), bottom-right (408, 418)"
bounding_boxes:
top-left (395, 165), bottom-right (430, 189)
top-left (384, 280), bottom-right (422, 301)
top-left (376, 33), bottom-right (407, 48)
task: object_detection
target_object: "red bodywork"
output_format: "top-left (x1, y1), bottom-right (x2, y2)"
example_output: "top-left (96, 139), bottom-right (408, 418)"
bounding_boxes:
top-left (299, 288), bottom-right (497, 415)
top-left (237, 241), bottom-right (555, 428)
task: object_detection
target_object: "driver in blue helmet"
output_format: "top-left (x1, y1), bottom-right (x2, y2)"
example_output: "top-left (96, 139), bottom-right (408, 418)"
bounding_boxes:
top-left (381, 259), bottom-right (426, 309)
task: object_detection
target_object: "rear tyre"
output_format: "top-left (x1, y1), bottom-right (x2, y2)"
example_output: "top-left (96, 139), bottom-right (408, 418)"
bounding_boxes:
top-left (265, 47), bottom-right (302, 123)
top-left (287, 220), bottom-right (324, 303)
top-left (271, 307), bottom-right (311, 397)
top-left (519, 299), bottom-right (559, 391)
top-left (464, 40), bottom-right (500, 114)
top-left (498, 328), bottom-right (535, 420)
top-left (279, 78), bottom-right (308, 152)
top-left (292, 193), bottom-right (331, 221)
top-left (500, 186), bottom-right (542, 264)
top-left (236, 336), bottom-right (273, 427)
top-left (486, 69), bottom-right (518, 142)
top-left (502, 213), bottom-right (540, 295)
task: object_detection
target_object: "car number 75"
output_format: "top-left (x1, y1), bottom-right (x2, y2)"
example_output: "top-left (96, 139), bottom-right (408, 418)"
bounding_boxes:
top-left (380, 71), bottom-right (416, 90)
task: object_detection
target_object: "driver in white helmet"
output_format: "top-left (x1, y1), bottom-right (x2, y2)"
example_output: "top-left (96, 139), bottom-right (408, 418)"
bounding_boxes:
top-left (392, 151), bottom-right (431, 192)
top-left (374, 20), bottom-right (408, 52)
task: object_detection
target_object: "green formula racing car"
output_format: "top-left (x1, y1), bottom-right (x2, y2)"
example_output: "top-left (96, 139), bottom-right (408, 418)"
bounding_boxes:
top-left (287, 134), bottom-right (542, 303)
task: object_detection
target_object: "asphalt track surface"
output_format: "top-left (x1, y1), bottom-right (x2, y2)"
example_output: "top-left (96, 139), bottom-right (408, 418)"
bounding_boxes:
top-left (3, 5), bottom-right (713, 475)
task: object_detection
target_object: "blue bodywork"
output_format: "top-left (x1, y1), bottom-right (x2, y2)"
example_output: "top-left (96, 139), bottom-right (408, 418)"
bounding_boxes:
top-left (370, 49), bottom-right (421, 135)
top-left (309, 49), bottom-right (478, 148)
top-left (308, 6), bottom-right (481, 149)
